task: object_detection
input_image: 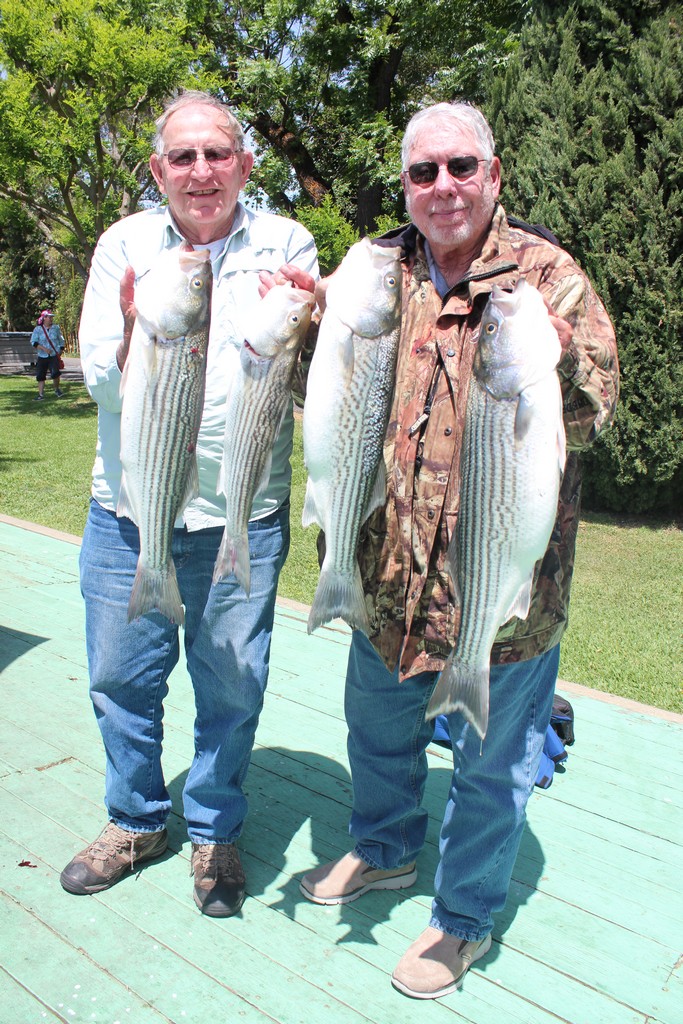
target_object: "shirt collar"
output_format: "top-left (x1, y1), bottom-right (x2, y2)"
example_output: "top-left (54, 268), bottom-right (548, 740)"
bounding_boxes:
top-left (161, 202), bottom-right (249, 267)
top-left (423, 239), bottom-right (452, 298)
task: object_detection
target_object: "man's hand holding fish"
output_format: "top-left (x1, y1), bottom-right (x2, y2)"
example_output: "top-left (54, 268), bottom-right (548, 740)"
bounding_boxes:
top-left (299, 101), bottom-right (618, 1001)
top-left (65, 90), bottom-right (319, 920)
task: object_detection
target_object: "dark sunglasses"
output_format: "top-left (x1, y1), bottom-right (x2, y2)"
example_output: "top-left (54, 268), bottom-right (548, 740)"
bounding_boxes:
top-left (163, 147), bottom-right (241, 169)
top-left (406, 155), bottom-right (487, 185)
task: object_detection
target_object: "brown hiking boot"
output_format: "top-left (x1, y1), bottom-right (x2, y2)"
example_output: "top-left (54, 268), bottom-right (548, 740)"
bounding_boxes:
top-left (60, 822), bottom-right (168, 895)
top-left (191, 843), bottom-right (246, 917)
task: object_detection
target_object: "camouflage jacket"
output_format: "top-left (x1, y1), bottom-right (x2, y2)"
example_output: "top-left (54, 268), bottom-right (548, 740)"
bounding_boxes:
top-left (359, 205), bottom-right (619, 679)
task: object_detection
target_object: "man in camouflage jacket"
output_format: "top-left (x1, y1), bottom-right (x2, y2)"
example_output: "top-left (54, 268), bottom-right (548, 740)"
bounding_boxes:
top-left (300, 102), bottom-right (618, 1000)
top-left (363, 206), bottom-right (617, 676)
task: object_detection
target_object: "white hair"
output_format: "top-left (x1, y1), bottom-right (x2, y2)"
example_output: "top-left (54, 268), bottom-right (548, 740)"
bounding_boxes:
top-left (401, 102), bottom-right (495, 168)
top-left (153, 90), bottom-right (246, 156)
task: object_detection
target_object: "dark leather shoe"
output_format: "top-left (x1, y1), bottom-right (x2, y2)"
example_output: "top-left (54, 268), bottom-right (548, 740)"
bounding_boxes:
top-left (191, 843), bottom-right (246, 917)
top-left (60, 823), bottom-right (168, 895)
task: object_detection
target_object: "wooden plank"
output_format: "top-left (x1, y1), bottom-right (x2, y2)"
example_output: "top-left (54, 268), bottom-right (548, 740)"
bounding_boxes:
top-left (557, 689), bottom-right (683, 755)
top-left (0, 894), bottom-right (174, 1023)
top-left (3, 704), bottom-right (679, 1015)
top-left (7, 742), bottom-right (675, 1024)
top-left (1, 517), bottom-right (681, 1024)
top-left (534, 777), bottom-right (681, 842)
top-left (0, 965), bottom-right (70, 1024)
top-left (0, 790), bottom-right (459, 1024)
top-left (0, 786), bottom-right (587, 1024)
top-left (256, 801), bottom-right (680, 1023)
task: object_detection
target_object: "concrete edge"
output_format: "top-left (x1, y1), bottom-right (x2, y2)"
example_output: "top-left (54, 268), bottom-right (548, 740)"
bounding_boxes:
top-left (556, 678), bottom-right (683, 723)
top-left (0, 513), bottom-right (82, 546)
top-left (2, 513), bottom-right (680, 724)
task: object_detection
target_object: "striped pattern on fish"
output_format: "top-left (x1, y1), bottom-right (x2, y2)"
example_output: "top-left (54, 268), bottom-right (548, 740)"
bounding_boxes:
top-left (213, 284), bottom-right (313, 595)
top-left (303, 238), bottom-right (402, 634)
top-left (426, 279), bottom-right (566, 738)
top-left (118, 249), bottom-right (212, 624)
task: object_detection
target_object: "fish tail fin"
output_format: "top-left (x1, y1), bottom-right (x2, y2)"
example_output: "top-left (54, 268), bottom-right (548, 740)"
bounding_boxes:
top-left (426, 656), bottom-right (489, 740)
top-left (128, 559), bottom-right (184, 625)
top-left (307, 564), bottom-right (370, 636)
top-left (212, 529), bottom-right (251, 597)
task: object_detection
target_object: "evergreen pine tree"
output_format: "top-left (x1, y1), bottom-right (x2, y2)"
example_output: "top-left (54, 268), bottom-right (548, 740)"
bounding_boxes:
top-left (486, 0), bottom-right (682, 513)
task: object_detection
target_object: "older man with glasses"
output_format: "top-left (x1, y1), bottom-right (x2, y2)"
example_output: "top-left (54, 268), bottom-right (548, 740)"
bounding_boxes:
top-left (299, 101), bottom-right (619, 998)
top-left (62, 90), bottom-right (318, 917)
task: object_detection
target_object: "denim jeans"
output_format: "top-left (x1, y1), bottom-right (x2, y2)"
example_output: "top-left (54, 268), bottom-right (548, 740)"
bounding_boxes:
top-left (344, 631), bottom-right (559, 940)
top-left (79, 498), bottom-right (289, 843)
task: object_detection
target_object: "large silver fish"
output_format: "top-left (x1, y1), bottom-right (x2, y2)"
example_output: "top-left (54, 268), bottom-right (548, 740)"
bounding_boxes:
top-left (118, 247), bottom-right (212, 624)
top-left (213, 283), bottom-right (314, 594)
top-left (303, 237), bottom-right (402, 634)
top-left (426, 279), bottom-right (566, 738)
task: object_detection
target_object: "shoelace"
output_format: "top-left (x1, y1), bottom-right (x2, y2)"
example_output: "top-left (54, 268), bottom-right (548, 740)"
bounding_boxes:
top-left (192, 844), bottom-right (241, 880)
top-left (87, 824), bottom-right (141, 868)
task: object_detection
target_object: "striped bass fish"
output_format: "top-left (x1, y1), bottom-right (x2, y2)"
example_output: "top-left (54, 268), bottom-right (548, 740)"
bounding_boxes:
top-left (303, 237), bottom-right (402, 634)
top-left (118, 247), bottom-right (212, 624)
top-left (426, 279), bottom-right (566, 738)
top-left (213, 283), bottom-right (314, 594)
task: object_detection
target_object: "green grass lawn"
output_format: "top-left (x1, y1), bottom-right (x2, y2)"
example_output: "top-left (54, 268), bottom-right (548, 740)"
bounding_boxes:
top-left (2, 373), bottom-right (681, 713)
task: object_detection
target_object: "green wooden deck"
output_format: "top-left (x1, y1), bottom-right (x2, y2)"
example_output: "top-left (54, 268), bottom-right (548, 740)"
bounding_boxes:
top-left (0, 515), bottom-right (681, 1024)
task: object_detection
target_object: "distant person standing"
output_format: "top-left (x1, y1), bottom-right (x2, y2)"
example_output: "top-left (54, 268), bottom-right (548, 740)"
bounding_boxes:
top-left (30, 310), bottom-right (66, 400)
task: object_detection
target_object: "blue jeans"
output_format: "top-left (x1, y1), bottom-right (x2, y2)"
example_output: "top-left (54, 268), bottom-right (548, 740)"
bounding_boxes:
top-left (79, 499), bottom-right (289, 843)
top-left (345, 631), bottom-right (559, 940)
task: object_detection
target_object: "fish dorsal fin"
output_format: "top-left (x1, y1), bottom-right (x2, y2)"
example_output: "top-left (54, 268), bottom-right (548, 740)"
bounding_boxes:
top-left (502, 573), bottom-right (534, 624)
top-left (556, 406), bottom-right (567, 475)
top-left (338, 331), bottom-right (355, 385)
top-left (362, 459), bottom-right (388, 523)
top-left (514, 388), bottom-right (535, 445)
top-left (178, 457), bottom-right (200, 513)
top-left (445, 533), bottom-right (462, 609)
top-left (302, 477), bottom-right (323, 529)
top-left (119, 352), bottom-right (130, 399)
top-left (254, 450), bottom-right (273, 500)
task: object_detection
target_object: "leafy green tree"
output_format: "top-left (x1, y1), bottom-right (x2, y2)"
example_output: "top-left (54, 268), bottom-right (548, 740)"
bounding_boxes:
top-left (202, 0), bottom-right (529, 232)
top-left (296, 195), bottom-right (359, 276)
top-left (0, 0), bottom-right (210, 279)
top-left (0, 198), bottom-right (52, 330)
top-left (486, 0), bottom-right (682, 514)
top-left (0, 0), bottom-right (528, 287)
top-left (51, 256), bottom-right (86, 351)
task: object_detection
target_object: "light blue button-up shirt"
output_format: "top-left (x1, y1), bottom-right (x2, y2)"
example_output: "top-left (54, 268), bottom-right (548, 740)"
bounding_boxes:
top-left (31, 323), bottom-right (65, 354)
top-left (79, 202), bottom-right (319, 530)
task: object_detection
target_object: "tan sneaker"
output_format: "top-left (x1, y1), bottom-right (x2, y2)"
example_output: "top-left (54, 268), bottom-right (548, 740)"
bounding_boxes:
top-left (391, 926), bottom-right (492, 999)
top-left (60, 822), bottom-right (168, 895)
top-left (191, 843), bottom-right (246, 917)
top-left (299, 851), bottom-right (417, 905)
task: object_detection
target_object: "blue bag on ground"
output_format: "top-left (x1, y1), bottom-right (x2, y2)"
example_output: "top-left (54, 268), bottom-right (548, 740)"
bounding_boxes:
top-left (431, 694), bottom-right (575, 789)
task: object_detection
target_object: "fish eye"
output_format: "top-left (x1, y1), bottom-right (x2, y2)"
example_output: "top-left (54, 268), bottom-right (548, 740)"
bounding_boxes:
top-left (386, 276), bottom-right (397, 287)
top-left (190, 276), bottom-right (204, 290)
top-left (484, 321), bottom-right (496, 335)
top-left (290, 314), bottom-right (300, 325)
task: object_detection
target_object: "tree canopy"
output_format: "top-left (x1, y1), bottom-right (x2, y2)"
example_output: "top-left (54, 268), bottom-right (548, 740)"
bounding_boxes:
top-left (0, 199), bottom-right (53, 330)
top-left (201, 0), bottom-right (528, 231)
top-left (0, 0), bottom-right (680, 513)
top-left (0, 0), bottom-right (209, 279)
top-left (0, 0), bottom-right (528, 284)
top-left (486, 0), bottom-right (682, 513)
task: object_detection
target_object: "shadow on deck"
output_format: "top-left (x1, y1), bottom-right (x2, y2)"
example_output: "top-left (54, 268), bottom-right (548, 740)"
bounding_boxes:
top-left (0, 516), bottom-right (681, 1024)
